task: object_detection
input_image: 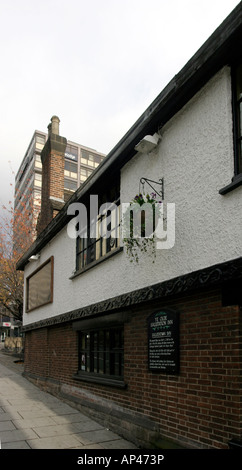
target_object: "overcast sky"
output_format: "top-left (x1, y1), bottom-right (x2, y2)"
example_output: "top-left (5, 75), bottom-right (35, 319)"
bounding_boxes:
top-left (0, 0), bottom-right (240, 211)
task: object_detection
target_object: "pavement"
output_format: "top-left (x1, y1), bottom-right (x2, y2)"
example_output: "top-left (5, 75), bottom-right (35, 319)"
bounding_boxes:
top-left (0, 350), bottom-right (137, 450)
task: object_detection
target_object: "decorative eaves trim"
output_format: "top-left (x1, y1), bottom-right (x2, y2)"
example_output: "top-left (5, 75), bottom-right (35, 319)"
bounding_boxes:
top-left (22, 257), bottom-right (242, 332)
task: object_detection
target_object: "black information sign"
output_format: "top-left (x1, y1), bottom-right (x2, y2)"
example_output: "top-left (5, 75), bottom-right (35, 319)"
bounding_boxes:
top-left (148, 309), bottom-right (179, 373)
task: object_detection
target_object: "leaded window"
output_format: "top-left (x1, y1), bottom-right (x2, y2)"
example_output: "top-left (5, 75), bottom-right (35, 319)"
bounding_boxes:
top-left (76, 176), bottom-right (120, 271)
top-left (79, 327), bottom-right (124, 380)
top-left (76, 326), bottom-right (125, 388)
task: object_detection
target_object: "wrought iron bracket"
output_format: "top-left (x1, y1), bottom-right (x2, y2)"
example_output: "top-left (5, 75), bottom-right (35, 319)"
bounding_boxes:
top-left (139, 177), bottom-right (164, 200)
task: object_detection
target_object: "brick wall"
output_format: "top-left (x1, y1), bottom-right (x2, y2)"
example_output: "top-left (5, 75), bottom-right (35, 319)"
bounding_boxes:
top-left (24, 328), bottom-right (49, 378)
top-left (49, 150), bottom-right (65, 200)
top-left (23, 287), bottom-right (242, 448)
top-left (36, 133), bottom-right (66, 235)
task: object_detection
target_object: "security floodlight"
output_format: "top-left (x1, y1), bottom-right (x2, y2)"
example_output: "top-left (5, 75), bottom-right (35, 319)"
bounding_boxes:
top-left (134, 133), bottom-right (160, 154)
top-left (28, 254), bottom-right (40, 261)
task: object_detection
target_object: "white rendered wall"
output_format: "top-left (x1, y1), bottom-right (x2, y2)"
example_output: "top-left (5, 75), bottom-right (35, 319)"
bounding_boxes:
top-left (23, 66), bottom-right (242, 326)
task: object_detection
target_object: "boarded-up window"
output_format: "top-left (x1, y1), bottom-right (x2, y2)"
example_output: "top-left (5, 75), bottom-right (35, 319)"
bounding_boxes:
top-left (26, 257), bottom-right (54, 312)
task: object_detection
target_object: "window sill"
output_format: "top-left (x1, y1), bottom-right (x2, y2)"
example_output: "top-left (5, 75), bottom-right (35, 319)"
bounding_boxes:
top-left (70, 246), bottom-right (123, 279)
top-left (73, 373), bottom-right (127, 389)
top-left (219, 174), bottom-right (242, 194)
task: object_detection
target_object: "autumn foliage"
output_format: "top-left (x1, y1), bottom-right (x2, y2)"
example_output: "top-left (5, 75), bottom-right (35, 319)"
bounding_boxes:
top-left (0, 181), bottom-right (35, 322)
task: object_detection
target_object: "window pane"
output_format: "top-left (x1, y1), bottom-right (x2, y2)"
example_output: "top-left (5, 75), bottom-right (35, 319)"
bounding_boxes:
top-left (94, 332), bottom-right (98, 373)
top-left (86, 334), bottom-right (91, 372)
top-left (78, 327), bottom-right (123, 379)
top-left (35, 155), bottom-right (42, 169)
top-left (89, 242), bottom-right (96, 263)
top-left (76, 254), bottom-right (80, 271)
top-left (77, 236), bottom-right (86, 254)
top-left (77, 237), bottom-right (87, 270)
top-left (102, 237), bottom-right (107, 256)
top-left (65, 161), bottom-right (77, 173)
top-left (99, 331), bottom-right (104, 350)
top-left (104, 330), bottom-right (108, 374)
top-left (64, 179), bottom-right (77, 191)
top-left (120, 329), bottom-right (124, 377)
top-left (105, 330), bottom-right (110, 350)
top-left (96, 238), bottom-right (101, 259)
top-left (99, 331), bottom-right (104, 374)
top-left (81, 333), bottom-right (86, 350)
top-left (111, 206), bottom-right (117, 231)
top-left (80, 353), bottom-right (86, 371)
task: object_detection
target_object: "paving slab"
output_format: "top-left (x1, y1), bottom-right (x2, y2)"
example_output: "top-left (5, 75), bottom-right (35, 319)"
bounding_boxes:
top-left (3, 440), bottom-right (31, 449)
top-left (12, 416), bottom-right (57, 429)
top-left (26, 434), bottom-right (82, 449)
top-left (77, 429), bottom-right (122, 445)
top-left (0, 427), bottom-right (39, 443)
top-left (0, 421), bottom-right (16, 432)
top-left (51, 413), bottom-right (91, 425)
top-left (0, 351), bottom-right (137, 450)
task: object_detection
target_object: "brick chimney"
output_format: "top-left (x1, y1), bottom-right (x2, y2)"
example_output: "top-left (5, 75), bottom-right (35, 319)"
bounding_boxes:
top-left (36, 116), bottom-right (67, 236)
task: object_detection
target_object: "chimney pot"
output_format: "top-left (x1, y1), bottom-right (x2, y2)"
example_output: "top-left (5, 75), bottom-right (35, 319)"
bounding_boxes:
top-left (51, 115), bottom-right (60, 135)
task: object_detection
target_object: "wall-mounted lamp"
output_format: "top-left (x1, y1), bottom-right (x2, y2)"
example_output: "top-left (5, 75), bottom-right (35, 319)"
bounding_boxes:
top-left (28, 254), bottom-right (40, 262)
top-left (135, 133), bottom-right (160, 154)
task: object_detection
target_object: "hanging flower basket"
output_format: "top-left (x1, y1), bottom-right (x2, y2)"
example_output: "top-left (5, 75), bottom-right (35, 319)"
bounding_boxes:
top-left (122, 192), bottom-right (162, 263)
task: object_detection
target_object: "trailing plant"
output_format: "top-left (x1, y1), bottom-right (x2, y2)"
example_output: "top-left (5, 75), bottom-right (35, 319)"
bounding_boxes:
top-left (122, 192), bottom-right (162, 263)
